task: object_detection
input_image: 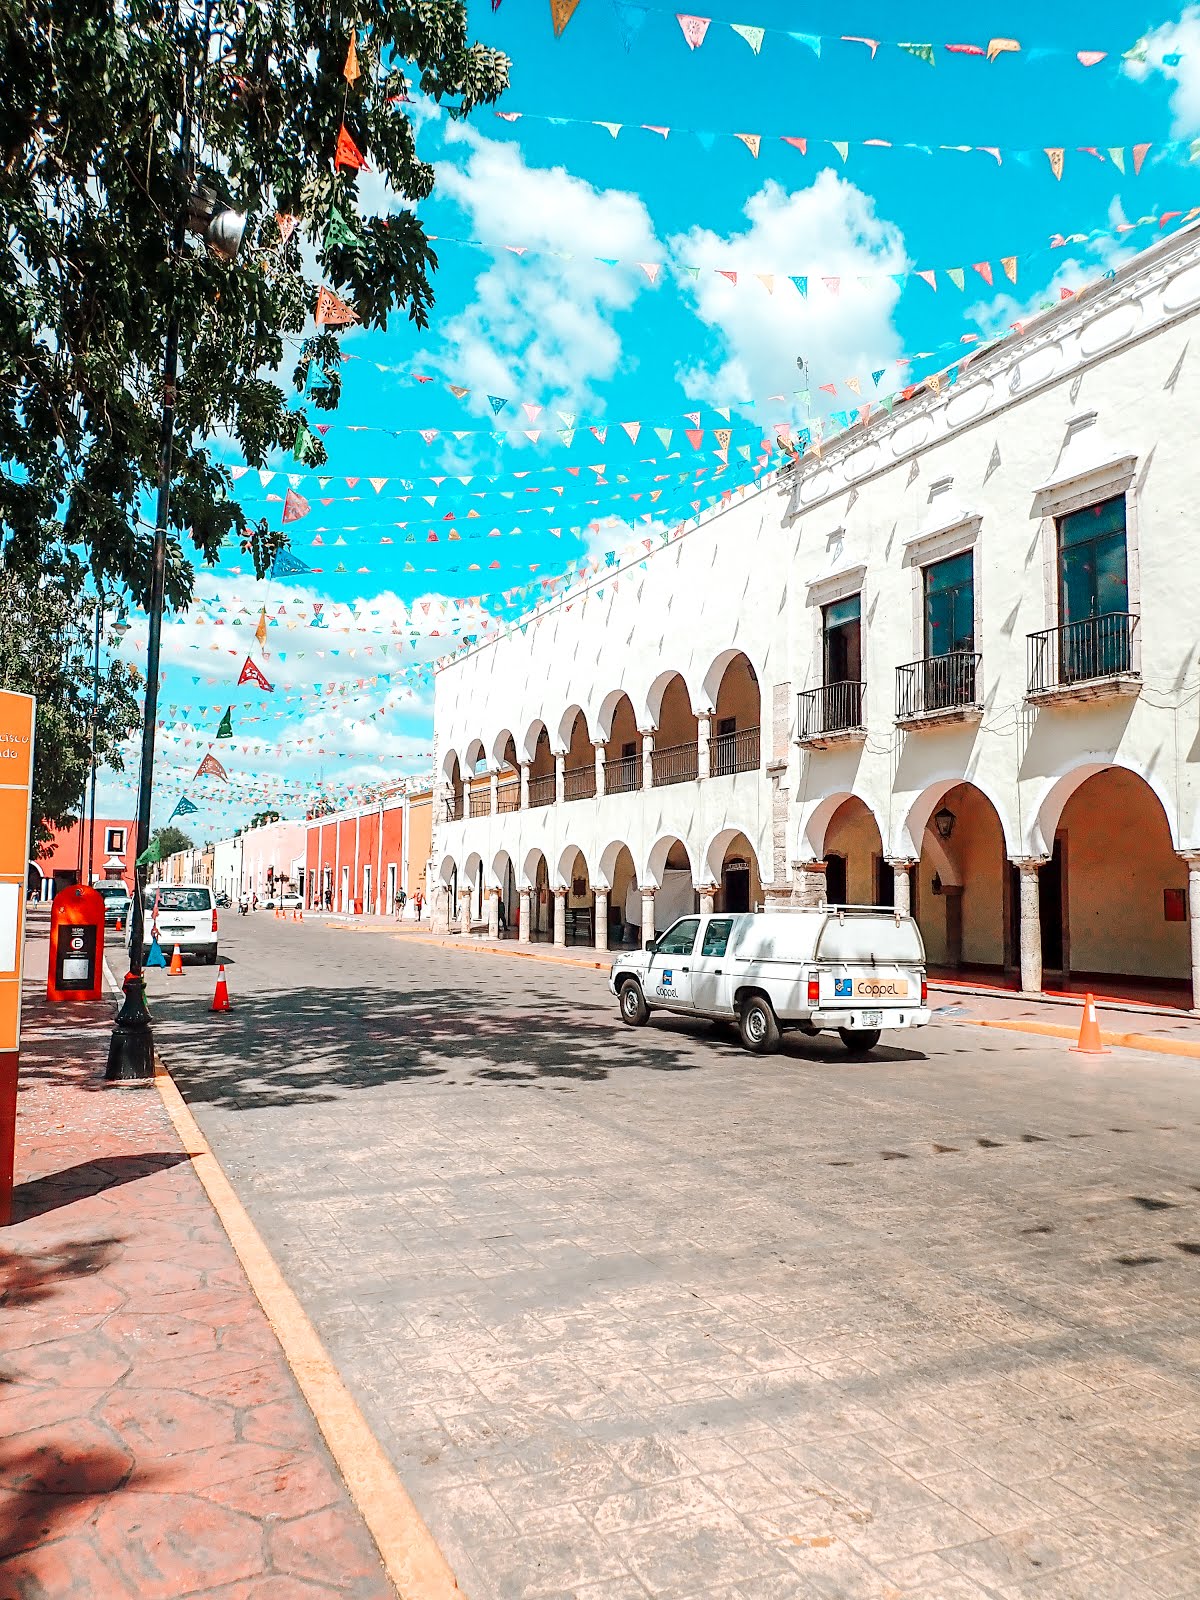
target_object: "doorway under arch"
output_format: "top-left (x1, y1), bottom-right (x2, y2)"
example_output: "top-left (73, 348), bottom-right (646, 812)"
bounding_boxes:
top-left (910, 781), bottom-right (1011, 975)
top-left (822, 797), bottom-right (887, 907)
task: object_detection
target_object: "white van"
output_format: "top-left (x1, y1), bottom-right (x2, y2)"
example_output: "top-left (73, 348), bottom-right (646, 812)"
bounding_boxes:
top-left (138, 884), bottom-right (219, 964)
top-left (609, 907), bottom-right (930, 1054)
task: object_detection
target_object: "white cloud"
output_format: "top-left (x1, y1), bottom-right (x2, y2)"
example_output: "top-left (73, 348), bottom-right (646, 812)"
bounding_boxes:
top-left (577, 513), bottom-right (673, 563)
top-left (1123, 8), bottom-right (1200, 136)
top-left (429, 123), bottom-right (659, 416)
top-left (669, 171), bottom-right (908, 425)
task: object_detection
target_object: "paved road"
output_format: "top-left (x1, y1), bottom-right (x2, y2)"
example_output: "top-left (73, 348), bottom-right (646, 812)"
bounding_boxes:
top-left (143, 918), bottom-right (1200, 1600)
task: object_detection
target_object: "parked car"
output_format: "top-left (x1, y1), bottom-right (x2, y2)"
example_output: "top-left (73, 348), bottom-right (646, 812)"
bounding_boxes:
top-left (280, 892), bottom-right (303, 910)
top-left (609, 906), bottom-right (929, 1054)
top-left (93, 883), bottom-right (131, 926)
top-left (139, 884), bottom-right (219, 964)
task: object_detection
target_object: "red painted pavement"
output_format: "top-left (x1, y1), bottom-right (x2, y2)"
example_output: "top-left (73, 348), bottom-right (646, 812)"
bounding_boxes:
top-left (0, 927), bottom-right (394, 1598)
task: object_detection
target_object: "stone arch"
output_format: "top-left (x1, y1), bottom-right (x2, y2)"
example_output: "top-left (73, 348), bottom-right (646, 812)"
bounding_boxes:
top-left (463, 739), bottom-right (486, 775)
top-left (556, 703), bottom-right (589, 752)
top-left (897, 774), bottom-right (1018, 861)
top-left (1029, 759), bottom-right (1180, 858)
top-left (520, 846), bottom-right (553, 940)
top-left (644, 667), bottom-right (699, 729)
top-left (556, 842), bottom-right (591, 889)
top-left (491, 728), bottom-right (519, 770)
top-left (489, 847), bottom-right (513, 892)
top-left (701, 827), bottom-right (764, 914)
top-left (440, 748), bottom-right (461, 782)
top-left (799, 791), bottom-right (886, 861)
top-left (436, 854), bottom-right (458, 887)
top-left (700, 647), bottom-right (763, 716)
top-left (596, 688), bottom-right (635, 741)
top-left (520, 718), bottom-right (549, 765)
top-left (906, 780), bottom-right (1014, 975)
top-left (599, 840), bottom-right (640, 946)
top-left (822, 796), bottom-right (887, 907)
top-left (642, 834), bottom-right (696, 889)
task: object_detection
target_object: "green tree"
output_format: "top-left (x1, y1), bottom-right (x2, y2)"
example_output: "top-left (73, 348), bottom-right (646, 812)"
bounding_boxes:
top-left (250, 809), bottom-right (281, 828)
top-left (1, 0), bottom-right (510, 607)
top-left (0, 567), bottom-right (142, 852)
top-left (151, 825), bottom-right (195, 859)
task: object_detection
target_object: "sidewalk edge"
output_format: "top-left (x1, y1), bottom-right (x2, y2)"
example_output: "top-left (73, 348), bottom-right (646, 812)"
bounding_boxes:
top-left (104, 961), bottom-right (462, 1600)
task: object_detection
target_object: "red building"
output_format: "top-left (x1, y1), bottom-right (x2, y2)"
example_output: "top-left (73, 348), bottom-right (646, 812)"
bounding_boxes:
top-left (305, 795), bottom-right (406, 915)
top-left (31, 816), bottom-right (136, 900)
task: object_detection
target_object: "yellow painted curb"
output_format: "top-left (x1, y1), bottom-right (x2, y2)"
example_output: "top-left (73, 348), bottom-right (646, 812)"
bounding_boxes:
top-left (964, 1015), bottom-right (1200, 1059)
top-left (103, 963), bottom-right (462, 1600)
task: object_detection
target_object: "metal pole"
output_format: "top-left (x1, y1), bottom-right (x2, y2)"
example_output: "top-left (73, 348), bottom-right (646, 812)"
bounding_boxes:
top-left (107, 200), bottom-right (186, 1080)
top-left (86, 599), bottom-right (102, 886)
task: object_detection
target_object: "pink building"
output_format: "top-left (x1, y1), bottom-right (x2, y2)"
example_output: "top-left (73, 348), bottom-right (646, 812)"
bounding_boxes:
top-left (238, 819), bottom-right (306, 901)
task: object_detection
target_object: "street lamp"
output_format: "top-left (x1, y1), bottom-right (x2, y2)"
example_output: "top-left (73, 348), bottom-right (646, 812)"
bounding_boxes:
top-left (933, 805), bottom-right (957, 840)
top-left (106, 161), bottom-right (248, 1081)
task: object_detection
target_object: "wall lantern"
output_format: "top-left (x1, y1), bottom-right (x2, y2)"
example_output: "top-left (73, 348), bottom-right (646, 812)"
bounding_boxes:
top-left (933, 805), bottom-right (957, 840)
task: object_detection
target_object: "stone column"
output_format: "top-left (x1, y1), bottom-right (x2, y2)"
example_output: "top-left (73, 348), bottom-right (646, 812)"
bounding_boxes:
top-left (697, 713), bottom-right (712, 781)
top-left (641, 730), bottom-right (655, 790)
top-left (699, 883), bottom-right (717, 915)
top-left (486, 887), bottom-right (500, 940)
top-left (489, 769), bottom-right (499, 815)
top-left (518, 886), bottom-right (532, 944)
top-left (888, 859), bottom-right (917, 917)
top-left (553, 887), bottom-right (568, 947)
top-left (640, 886), bottom-right (656, 948)
top-left (944, 885), bottom-right (964, 970)
top-left (458, 888), bottom-right (472, 938)
top-left (1180, 854), bottom-right (1200, 1013)
top-left (594, 739), bottom-right (606, 798)
top-left (594, 887), bottom-right (609, 951)
top-left (793, 860), bottom-right (828, 908)
top-left (1014, 858), bottom-right (1046, 995)
top-left (554, 751), bottom-right (566, 806)
top-left (520, 762), bottom-right (530, 810)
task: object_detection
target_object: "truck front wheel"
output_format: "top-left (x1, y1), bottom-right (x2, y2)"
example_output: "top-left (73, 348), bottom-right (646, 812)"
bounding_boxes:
top-left (619, 980), bottom-right (649, 1026)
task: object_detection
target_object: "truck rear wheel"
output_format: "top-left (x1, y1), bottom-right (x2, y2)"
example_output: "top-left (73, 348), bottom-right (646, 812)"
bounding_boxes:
top-left (839, 1027), bottom-right (881, 1054)
top-left (739, 995), bottom-right (780, 1054)
top-left (619, 979), bottom-right (649, 1026)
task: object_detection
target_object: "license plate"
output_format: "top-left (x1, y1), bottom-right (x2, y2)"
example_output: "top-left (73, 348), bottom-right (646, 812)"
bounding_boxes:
top-left (862, 1010), bottom-right (883, 1027)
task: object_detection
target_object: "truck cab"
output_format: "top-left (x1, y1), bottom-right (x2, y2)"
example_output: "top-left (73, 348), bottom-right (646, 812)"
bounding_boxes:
top-left (609, 906), bottom-right (930, 1054)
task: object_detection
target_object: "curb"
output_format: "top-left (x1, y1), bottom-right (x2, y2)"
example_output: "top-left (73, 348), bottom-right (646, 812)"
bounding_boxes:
top-left (102, 959), bottom-right (462, 1600)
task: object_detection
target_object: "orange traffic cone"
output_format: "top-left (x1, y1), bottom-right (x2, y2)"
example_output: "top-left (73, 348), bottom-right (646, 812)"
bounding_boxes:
top-left (168, 944), bottom-right (184, 977)
top-left (291, 908), bottom-right (298, 922)
top-left (115, 915), bottom-right (123, 932)
top-left (211, 964), bottom-right (231, 1012)
top-left (1071, 992), bottom-right (1108, 1055)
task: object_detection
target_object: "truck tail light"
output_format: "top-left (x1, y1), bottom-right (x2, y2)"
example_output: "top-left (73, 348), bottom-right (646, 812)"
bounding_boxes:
top-left (212, 908), bottom-right (219, 933)
top-left (807, 973), bottom-right (820, 1006)
top-left (921, 975), bottom-right (928, 1006)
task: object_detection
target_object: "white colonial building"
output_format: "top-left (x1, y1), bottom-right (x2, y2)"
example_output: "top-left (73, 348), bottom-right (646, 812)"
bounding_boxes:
top-left (431, 222), bottom-right (1200, 1010)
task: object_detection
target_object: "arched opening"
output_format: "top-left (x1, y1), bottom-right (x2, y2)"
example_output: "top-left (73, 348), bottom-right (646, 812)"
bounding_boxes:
top-left (561, 710), bottom-right (596, 802)
top-left (601, 841), bottom-right (640, 948)
top-left (522, 848), bottom-right (553, 941)
top-left (462, 851), bottom-right (483, 929)
top-left (558, 846), bottom-right (593, 945)
top-left (493, 732), bottom-right (520, 814)
top-left (442, 753), bottom-right (464, 823)
top-left (435, 855), bottom-right (458, 933)
top-left (911, 781), bottom-right (1011, 977)
top-left (643, 835), bottom-right (698, 932)
top-left (822, 797), bottom-right (887, 908)
top-left (490, 848), bottom-right (516, 936)
top-left (707, 652), bottom-right (761, 777)
top-left (648, 672), bottom-right (698, 787)
top-left (525, 722), bottom-right (555, 810)
top-left (600, 692), bottom-right (641, 794)
top-left (1041, 766), bottom-right (1188, 1001)
top-left (463, 741), bottom-right (489, 819)
top-left (704, 829), bottom-right (764, 914)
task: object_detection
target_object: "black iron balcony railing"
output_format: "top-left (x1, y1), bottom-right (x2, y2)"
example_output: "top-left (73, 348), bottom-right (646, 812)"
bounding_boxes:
top-left (1027, 612), bottom-right (1138, 695)
top-left (443, 794), bottom-right (463, 822)
top-left (650, 740), bottom-right (699, 786)
top-left (605, 753), bottom-right (642, 794)
top-left (468, 788), bottom-right (491, 819)
top-left (797, 681), bottom-right (865, 740)
top-left (527, 773), bottom-right (556, 808)
top-left (496, 784), bottom-right (521, 814)
top-left (563, 764), bottom-right (597, 801)
top-left (709, 725), bottom-right (760, 777)
top-left (896, 652), bottom-right (981, 719)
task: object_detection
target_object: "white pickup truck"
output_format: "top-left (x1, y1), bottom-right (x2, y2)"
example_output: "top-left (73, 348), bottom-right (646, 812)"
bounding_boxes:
top-left (609, 906), bottom-right (930, 1054)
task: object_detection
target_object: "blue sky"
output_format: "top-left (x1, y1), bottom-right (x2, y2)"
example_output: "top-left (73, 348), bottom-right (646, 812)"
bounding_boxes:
top-left (101, 0), bottom-right (1200, 841)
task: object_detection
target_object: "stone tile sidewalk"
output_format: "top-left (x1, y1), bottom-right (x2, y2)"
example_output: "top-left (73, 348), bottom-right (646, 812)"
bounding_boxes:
top-left (1, 929), bottom-right (395, 1598)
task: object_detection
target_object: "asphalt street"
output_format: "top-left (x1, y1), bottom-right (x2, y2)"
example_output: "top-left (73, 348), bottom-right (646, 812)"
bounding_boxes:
top-left (139, 916), bottom-right (1200, 1600)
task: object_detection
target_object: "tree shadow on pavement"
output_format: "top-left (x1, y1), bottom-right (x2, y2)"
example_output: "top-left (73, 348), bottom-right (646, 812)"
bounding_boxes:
top-left (0, 1236), bottom-right (122, 1314)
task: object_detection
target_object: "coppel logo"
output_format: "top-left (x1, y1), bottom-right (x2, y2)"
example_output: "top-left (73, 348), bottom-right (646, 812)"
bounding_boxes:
top-left (662, 969), bottom-right (673, 985)
top-left (834, 977), bottom-right (852, 997)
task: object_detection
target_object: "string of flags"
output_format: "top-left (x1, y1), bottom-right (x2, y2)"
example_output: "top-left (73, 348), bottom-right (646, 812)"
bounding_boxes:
top-left (491, 106), bottom-right (1176, 178)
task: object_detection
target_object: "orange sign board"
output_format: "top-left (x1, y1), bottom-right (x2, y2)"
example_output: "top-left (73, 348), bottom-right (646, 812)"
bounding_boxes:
top-left (0, 690), bottom-right (36, 1054)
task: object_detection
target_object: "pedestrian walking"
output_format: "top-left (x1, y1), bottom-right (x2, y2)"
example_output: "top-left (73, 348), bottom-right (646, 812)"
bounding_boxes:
top-left (395, 888), bottom-right (407, 921)
top-left (414, 888), bottom-right (424, 923)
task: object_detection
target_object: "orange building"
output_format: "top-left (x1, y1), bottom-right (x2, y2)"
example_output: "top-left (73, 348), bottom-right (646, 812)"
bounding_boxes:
top-left (31, 816), bottom-right (136, 900)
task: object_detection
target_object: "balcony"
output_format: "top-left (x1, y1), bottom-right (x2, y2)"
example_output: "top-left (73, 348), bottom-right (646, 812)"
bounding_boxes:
top-left (709, 725), bottom-right (760, 777)
top-left (563, 764), bottom-right (597, 802)
top-left (468, 789), bottom-right (491, 819)
top-left (651, 740), bottom-right (699, 787)
top-left (1026, 612), bottom-right (1140, 706)
top-left (443, 795), bottom-right (463, 823)
top-left (527, 773), bottom-right (555, 809)
top-left (796, 682), bottom-right (866, 748)
top-left (605, 753), bottom-right (642, 795)
top-left (896, 652), bottom-right (982, 728)
top-left (497, 784), bottom-right (521, 814)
